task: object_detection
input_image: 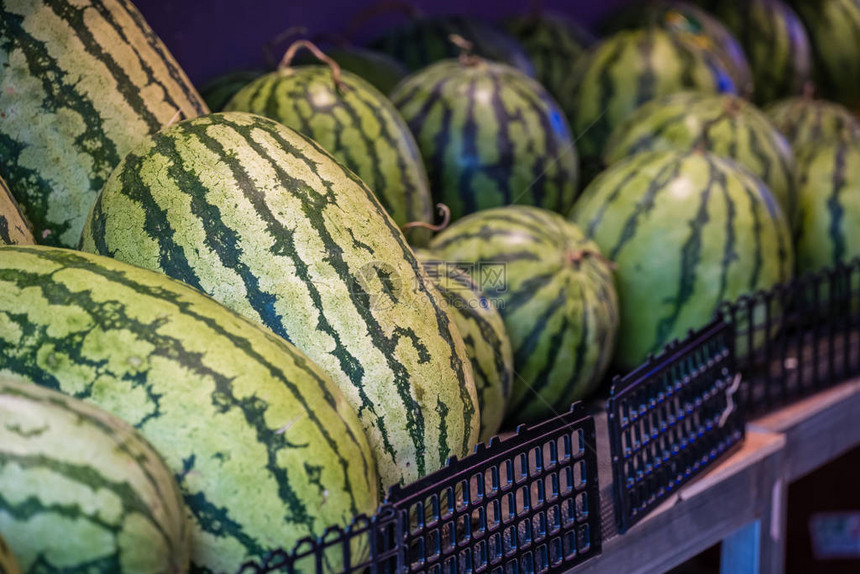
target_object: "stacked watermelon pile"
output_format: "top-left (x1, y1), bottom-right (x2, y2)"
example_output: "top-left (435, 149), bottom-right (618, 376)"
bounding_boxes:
top-left (2, 0), bottom-right (860, 571)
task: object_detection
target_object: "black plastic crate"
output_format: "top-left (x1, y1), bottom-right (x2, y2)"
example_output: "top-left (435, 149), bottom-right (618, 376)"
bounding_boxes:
top-left (384, 402), bottom-right (601, 574)
top-left (607, 319), bottom-right (744, 533)
top-left (721, 260), bottom-right (860, 417)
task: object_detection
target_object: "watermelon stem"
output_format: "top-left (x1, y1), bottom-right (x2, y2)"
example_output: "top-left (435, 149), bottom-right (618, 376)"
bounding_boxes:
top-left (566, 249), bottom-right (616, 270)
top-left (278, 40), bottom-right (346, 92)
top-left (402, 203), bottom-right (451, 233)
top-left (802, 81), bottom-right (816, 100)
top-left (263, 26), bottom-right (309, 70)
top-left (449, 34), bottom-right (481, 66)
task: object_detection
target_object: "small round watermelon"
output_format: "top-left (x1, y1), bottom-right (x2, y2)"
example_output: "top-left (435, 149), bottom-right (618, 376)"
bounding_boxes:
top-left (604, 92), bottom-right (796, 224)
top-left (560, 27), bottom-right (737, 180)
top-left (702, 0), bottom-right (811, 105)
top-left (370, 15), bottom-right (535, 76)
top-left (571, 149), bottom-right (793, 370)
top-left (606, 0), bottom-right (754, 98)
top-left (429, 206), bottom-right (619, 424)
top-left (503, 12), bottom-right (596, 104)
top-left (391, 58), bottom-right (579, 223)
top-left (225, 59), bottom-right (433, 244)
top-left (766, 96), bottom-right (860, 150)
top-left (415, 249), bottom-right (514, 442)
top-left (795, 142), bottom-right (860, 274)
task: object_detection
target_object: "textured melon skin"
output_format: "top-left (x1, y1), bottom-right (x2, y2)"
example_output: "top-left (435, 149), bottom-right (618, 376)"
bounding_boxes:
top-left (571, 150), bottom-right (793, 370)
top-left (0, 246), bottom-right (378, 573)
top-left (415, 249), bottom-right (514, 442)
top-left (79, 112), bottom-right (479, 492)
top-left (225, 66), bottom-right (433, 245)
top-left (429, 206), bottom-right (619, 424)
top-left (766, 97), bottom-right (860, 151)
top-left (391, 59), bottom-right (580, 223)
top-left (604, 92), bottom-right (797, 225)
top-left (0, 376), bottom-right (190, 574)
top-left (0, 0), bottom-right (208, 248)
top-left (0, 176), bottom-right (33, 246)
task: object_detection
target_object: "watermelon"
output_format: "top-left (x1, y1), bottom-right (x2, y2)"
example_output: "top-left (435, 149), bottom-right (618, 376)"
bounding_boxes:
top-left (606, 1), bottom-right (753, 98)
top-left (370, 15), bottom-right (535, 76)
top-left (701, 0), bottom-right (811, 105)
top-left (794, 142), bottom-right (860, 274)
top-left (560, 28), bottom-right (737, 180)
top-left (391, 59), bottom-right (579, 223)
top-left (415, 249), bottom-right (514, 442)
top-left (0, 246), bottom-right (378, 572)
top-left (766, 96), bottom-right (860, 150)
top-left (571, 149), bottom-right (793, 370)
top-left (293, 45), bottom-right (408, 95)
top-left (224, 54), bottom-right (433, 245)
top-left (0, 176), bottom-right (33, 246)
top-left (429, 206), bottom-right (619, 424)
top-left (0, 0), bottom-right (208, 248)
top-left (604, 91), bottom-right (797, 224)
top-left (200, 69), bottom-right (266, 112)
top-left (789, 0), bottom-right (860, 112)
top-left (79, 111), bottom-right (479, 491)
top-left (0, 533), bottom-right (20, 574)
top-left (503, 12), bottom-right (596, 104)
top-left (0, 376), bottom-right (190, 573)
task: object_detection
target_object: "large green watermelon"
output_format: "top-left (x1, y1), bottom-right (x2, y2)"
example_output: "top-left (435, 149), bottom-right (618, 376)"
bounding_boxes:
top-left (766, 97), bottom-right (860, 150)
top-left (391, 59), bottom-right (579, 223)
top-left (0, 176), bottom-right (33, 246)
top-left (571, 150), bottom-right (793, 370)
top-left (789, 0), bottom-right (860, 112)
top-left (370, 15), bottom-right (535, 76)
top-left (606, 0), bottom-right (754, 98)
top-left (0, 532), bottom-right (19, 574)
top-left (429, 206), bottom-right (619, 424)
top-left (604, 92), bottom-right (797, 224)
top-left (503, 12), bottom-right (596, 105)
top-left (795, 142), bottom-right (860, 274)
top-left (79, 112), bottom-right (479, 490)
top-left (0, 0), bottom-right (208, 248)
top-left (415, 249), bottom-right (514, 442)
top-left (0, 376), bottom-right (190, 573)
top-left (224, 61), bottom-right (433, 244)
top-left (0, 246), bottom-right (378, 572)
top-left (200, 69), bottom-right (266, 112)
top-left (559, 28), bottom-right (737, 180)
top-left (700, 0), bottom-right (811, 105)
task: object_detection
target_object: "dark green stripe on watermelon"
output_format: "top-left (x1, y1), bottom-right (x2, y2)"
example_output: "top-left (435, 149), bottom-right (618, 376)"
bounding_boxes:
top-left (79, 111), bottom-right (479, 491)
top-left (571, 149), bottom-right (793, 370)
top-left (391, 59), bottom-right (579, 223)
top-left (0, 0), bottom-right (207, 248)
top-left (0, 245), bottom-right (378, 573)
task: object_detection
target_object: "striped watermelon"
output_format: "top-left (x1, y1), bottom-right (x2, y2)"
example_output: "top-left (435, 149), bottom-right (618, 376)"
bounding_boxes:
top-left (0, 177), bottom-right (33, 246)
top-left (604, 92), bottom-right (797, 224)
top-left (0, 0), bottom-right (208, 248)
top-left (560, 28), bottom-right (737, 180)
top-left (429, 206), bottom-right (619, 424)
top-left (765, 96), bottom-right (860, 152)
top-left (606, 0), bottom-right (754, 98)
top-left (200, 69), bottom-right (265, 112)
top-left (224, 58), bottom-right (433, 244)
top-left (766, 96), bottom-right (860, 150)
top-left (0, 376), bottom-right (190, 573)
top-left (701, 0), bottom-right (811, 105)
top-left (789, 0), bottom-right (860, 112)
top-left (415, 249), bottom-right (514, 442)
top-left (293, 45), bottom-right (408, 96)
top-left (370, 15), bottom-right (535, 76)
top-left (503, 12), bottom-right (596, 104)
top-left (795, 142), bottom-right (860, 274)
top-left (391, 59), bottom-right (579, 223)
top-left (79, 111), bottom-right (479, 490)
top-left (0, 246), bottom-right (378, 572)
top-left (571, 149), bottom-right (793, 370)
top-left (0, 533), bottom-right (19, 574)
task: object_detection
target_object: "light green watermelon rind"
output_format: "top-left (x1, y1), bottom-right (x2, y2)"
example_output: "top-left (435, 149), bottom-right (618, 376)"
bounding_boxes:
top-left (0, 246), bottom-right (378, 573)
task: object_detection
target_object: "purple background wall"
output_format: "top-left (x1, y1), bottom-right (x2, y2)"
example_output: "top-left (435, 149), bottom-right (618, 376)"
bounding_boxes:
top-left (133, 0), bottom-right (631, 86)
